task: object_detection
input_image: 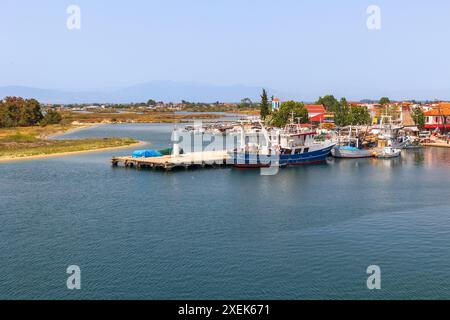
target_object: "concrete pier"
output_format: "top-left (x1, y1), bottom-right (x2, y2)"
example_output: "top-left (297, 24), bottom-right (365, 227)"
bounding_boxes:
top-left (112, 150), bottom-right (230, 170)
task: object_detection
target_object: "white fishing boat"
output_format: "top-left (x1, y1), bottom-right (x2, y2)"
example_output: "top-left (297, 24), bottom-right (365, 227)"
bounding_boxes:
top-left (228, 121), bottom-right (335, 168)
top-left (375, 146), bottom-right (402, 159)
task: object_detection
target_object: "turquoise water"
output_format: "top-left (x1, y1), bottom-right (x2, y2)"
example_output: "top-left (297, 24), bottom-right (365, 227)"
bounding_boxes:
top-left (1, 123), bottom-right (450, 299)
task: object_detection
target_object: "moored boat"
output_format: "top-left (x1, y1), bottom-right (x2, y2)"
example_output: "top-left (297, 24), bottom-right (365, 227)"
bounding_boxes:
top-left (331, 145), bottom-right (374, 158)
top-left (228, 122), bottom-right (335, 168)
top-left (375, 146), bottom-right (402, 159)
top-left (331, 126), bottom-right (374, 158)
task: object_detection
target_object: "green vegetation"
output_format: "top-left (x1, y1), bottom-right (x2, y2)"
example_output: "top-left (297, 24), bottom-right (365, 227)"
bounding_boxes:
top-left (270, 101), bottom-right (309, 127)
top-left (333, 98), bottom-right (350, 127)
top-left (348, 105), bottom-right (371, 125)
top-left (41, 109), bottom-right (63, 125)
top-left (0, 131), bottom-right (38, 143)
top-left (0, 97), bottom-right (43, 127)
top-left (412, 107), bottom-right (426, 130)
top-left (334, 99), bottom-right (371, 127)
top-left (0, 96), bottom-right (63, 128)
top-left (239, 98), bottom-right (253, 109)
top-left (0, 95), bottom-right (139, 160)
top-left (379, 97), bottom-right (390, 105)
top-left (316, 95), bottom-right (340, 112)
top-left (0, 135), bottom-right (137, 160)
top-left (260, 89), bottom-right (270, 120)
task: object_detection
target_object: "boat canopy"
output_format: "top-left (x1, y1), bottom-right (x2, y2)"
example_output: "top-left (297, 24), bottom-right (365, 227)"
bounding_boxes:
top-left (336, 146), bottom-right (361, 151)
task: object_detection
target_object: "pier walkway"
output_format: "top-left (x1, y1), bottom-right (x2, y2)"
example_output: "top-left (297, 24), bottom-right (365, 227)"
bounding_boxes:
top-left (112, 150), bottom-right (230, 170)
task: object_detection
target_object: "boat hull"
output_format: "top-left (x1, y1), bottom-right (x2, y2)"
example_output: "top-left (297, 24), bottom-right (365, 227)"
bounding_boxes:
top-left (331, 146), bottom-right (373, 158)
top-left (375, 151), bottom-right (401, 159)
top-left (229, 144), bottom-right (335, 168)
top-left (374, 147), bottom-right (402, 159)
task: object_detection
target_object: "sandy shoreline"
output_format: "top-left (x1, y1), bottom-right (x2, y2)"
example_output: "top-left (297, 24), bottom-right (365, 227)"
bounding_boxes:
top-left (45, 123), bottom-right (102, 139)
top-left (0, 122), bottom-right (147, 163)
top-left (0, 140), bottom-right (146, 163)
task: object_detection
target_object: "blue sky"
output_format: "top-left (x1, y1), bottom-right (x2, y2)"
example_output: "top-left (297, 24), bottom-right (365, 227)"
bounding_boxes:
top-left (1, 0), bottom-right (450, 100)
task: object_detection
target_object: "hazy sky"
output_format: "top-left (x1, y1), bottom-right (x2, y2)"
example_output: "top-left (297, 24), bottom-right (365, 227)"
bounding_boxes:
top-left (1, 0), bottom-right (450, 100)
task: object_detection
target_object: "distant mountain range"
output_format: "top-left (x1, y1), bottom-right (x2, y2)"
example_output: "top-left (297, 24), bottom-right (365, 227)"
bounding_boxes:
top-left (0, 81), bottom-right (288, 104)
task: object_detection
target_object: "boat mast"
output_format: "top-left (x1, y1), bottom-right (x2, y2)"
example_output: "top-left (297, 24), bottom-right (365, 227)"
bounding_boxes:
top-left (356, 127), bottom-right (359, 149)
top-left (240, 121), bottom-right (246, 150)
top-left (258, 120), bottom-right (271, 148)
top-left (348, 125), bottom-right (352, 146)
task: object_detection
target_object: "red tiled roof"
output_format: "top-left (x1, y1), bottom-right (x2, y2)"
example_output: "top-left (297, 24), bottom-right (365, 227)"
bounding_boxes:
top-left (437, 102), bottom-right (450, 109)
top-left (424, 107), bottom-right (450, 116)
top-left (304, 104), bottom-right (326, 114)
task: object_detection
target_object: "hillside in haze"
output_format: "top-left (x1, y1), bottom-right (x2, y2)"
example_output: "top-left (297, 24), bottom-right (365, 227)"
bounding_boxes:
top-left (0, 81), bottom-right (287, 104)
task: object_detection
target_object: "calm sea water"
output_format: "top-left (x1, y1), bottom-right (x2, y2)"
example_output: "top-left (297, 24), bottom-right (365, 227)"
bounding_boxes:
top-left (1, 123), bottom-right (450, 299)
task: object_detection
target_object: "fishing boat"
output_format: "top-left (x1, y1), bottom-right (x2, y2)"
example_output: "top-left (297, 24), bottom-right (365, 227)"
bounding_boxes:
top-left (372, 115), bottom-right (403, 141)
top-left (228, 121), bottom-right (336, 168)
top-left (331, 145), bottom-right (374, 158)
top-left (331, 126), bottom-right (373, 158)
top-left (375, 146), bottom-right (402, 159)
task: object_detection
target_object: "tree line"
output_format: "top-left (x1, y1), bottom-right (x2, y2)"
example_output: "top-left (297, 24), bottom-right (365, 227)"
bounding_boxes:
top-left (260, 91), bottom-right (372, 127)
top-left (315, 95), bottom-right (371, 127)
top-left (0, 97), bottom-right (62, 128)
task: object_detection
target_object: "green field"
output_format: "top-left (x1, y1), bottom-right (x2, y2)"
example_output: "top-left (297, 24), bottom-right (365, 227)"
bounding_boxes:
top-left (0, 126), bottom-right (138, 160)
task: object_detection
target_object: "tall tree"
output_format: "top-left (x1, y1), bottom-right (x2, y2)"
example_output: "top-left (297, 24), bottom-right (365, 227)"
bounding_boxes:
top-left (334, 98), bottom-right (350, 127)
top-left (260, 89), bottom-right (270, 120)
top-left (240, 97), bottom-right (253, 109)
top-left (0, 97), bottom-right (43, 127)
top-left (316, 95), bottom-right (340, 112)
top-left (19, 99), bottom-right (43, 126)
top-left (332, 98), bottom-right (370, 127)
top-left (411, 107), bottom-right (425, 130)
top-left (349, 106), bottom-right (371, 125)
top-left (271, 101), bottom-right (309, 127)
top-left (379, 97), bottom-right (390, 105)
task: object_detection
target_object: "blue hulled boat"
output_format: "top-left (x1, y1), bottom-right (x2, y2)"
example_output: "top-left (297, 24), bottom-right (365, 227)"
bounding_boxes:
top-left (228, 123), bottom-right (336, 168)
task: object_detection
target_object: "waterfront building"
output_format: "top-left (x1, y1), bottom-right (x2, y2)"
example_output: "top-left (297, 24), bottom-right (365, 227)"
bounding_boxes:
top-left (309, 112), bottom-right (335, 125)
top-left (424, 103), bottom-right (450, 130)
top-left (304, 104), bottom-right (326, 118)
